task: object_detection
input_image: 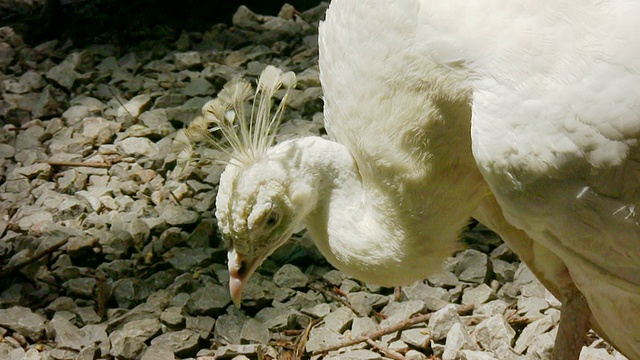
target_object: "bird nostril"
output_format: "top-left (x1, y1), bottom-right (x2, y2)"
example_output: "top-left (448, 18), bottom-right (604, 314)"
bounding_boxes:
top-left (237, 260), bottom-right (247, 277)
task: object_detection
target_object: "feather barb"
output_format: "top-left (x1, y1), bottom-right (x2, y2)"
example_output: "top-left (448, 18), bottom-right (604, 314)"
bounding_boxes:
top-left (173, 65), bottom-right (297, 168)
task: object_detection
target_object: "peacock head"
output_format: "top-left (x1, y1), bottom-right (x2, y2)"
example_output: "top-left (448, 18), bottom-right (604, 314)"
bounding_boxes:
top-left (216, 154), bottom-right (306, 307)
top-left (175, 66), bottom-right (299, 306)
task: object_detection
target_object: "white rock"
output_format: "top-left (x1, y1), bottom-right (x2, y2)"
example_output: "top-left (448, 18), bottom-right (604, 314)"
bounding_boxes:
top-left (580, 347), bottom-right (620, 360)
top-left (474, 315), bottom-right (516, 352)
top-left (117, 94), bottom-right (152, 119)
top-left (443, 322), bottom-right (477, 360)
top-left (462, 284), bottom-right (495, 306)
top-left (17, 212), bottom-right (53, 231)
top-left (117, 137), bottom-right (158, 158)
top-left (428, 304), bottom-right (463, 341)
top-left (459, 350), bottom-right (499, 360)
top-left (514, 315), bottom-right (557, 354)
top-left (526, 327), bottom-right (557, 359)
top-left (82, 117), bottom-right (121, 145)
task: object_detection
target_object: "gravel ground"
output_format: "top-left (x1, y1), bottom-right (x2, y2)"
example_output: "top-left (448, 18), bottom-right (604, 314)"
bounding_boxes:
top-left (0, 3), bottom-right (630, 360)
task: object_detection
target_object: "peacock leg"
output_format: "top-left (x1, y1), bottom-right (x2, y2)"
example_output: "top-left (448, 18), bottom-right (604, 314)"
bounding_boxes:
top-left (553, 281), bottom-right (590, 360)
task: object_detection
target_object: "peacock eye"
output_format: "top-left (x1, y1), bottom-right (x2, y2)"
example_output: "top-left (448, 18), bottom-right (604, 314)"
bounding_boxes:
top-left (265, 212), bottom-right (280, 227)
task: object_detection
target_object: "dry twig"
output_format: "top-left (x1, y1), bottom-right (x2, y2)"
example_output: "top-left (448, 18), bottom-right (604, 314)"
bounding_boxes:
top-left (366, 339), bottom-right (406, 360)
top-left (47, 160), bottom-right (111, 168)
top-left (295, 318), bottom-right (319, 359)
top-left (308, 283), bottom-right (363, 316)
top-left (0, 237), bottom-right (68, 277)
top-left (312, 303), bottom-right (474, 355)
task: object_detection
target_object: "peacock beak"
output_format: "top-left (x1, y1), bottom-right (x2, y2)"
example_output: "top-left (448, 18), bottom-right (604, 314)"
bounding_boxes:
top-left (228, 249), bottom-right (248, 307)
top-left (227, 230), bottom-right (297, 307)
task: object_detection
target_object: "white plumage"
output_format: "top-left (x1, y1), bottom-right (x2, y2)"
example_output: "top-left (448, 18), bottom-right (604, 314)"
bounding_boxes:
top-left (211, 1), bottom-right (640, 358)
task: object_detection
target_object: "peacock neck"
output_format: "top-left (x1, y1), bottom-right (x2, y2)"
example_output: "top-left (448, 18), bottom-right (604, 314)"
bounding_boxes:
top-left (287, 132), bottom-right (489, 286)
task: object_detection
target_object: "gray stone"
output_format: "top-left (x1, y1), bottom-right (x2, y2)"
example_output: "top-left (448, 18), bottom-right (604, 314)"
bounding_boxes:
top-left (15, 125), bottom-right (44, 150)
top-left (25, 348), bottom-right (49, 360)
top-left (517, 295), bottom-right (550, 318)
top-left (513, 314), bottom-right (557, 354)
top-left (160, 306), bottom-right (185, 327)
top-left (167, 247), bottom-right (215, 271)
top-left (63, 277), bottom-right (96, 298)
top-left (113, 278), bottom-right (154, 308)
top-left (150, 329), bottom-right (200, 357)
top-left (183, 77), bottom-right (214, 97)
top-left (232, 6), bottom-right (261, 29)
top-left (214, 313), bottom-right (245, 345)
top-left (174, 51), bottom-right (202, 70)
top-left (351, 316), bottom-right (379, 338)
top-left (82, 117), bottom-right (120, 145)
top-left (475, 299), bottom-right (509, 317)
top-left (545, 289), bottom-right (562, 309)
top-left (497, 282), bottom-right (521, 302)
top-left (346, 292), bottom-right (389, 316)
top-left (388, 339), bottom-right (409, 353)
top-left (462, 284), bottom-right (495, 306)
top-left (273, 264), bottom-right (309, 288)
top-left (76, 307), bottom-right (101, 325)
top-left (61, 105), bottom-right (93, 126)
top-left (46, 297), bottom-right (77, 313)
top-left (254, 307), bottom-right (298, 331)
top-left (0, 306), bottom-right (47, 340)
top-left (159, 204), bottom-right (198, 226)
top-left (0, 143), bottom-right (15, 158)
top-left (3, 78), bottom-right (28, 94)
top-left (21, 71), bottom-right (46, 91)
top-left (514, 262), bottom-right (538, 285)
top-left (186, 315), bottom-right (216, 339)
top-left (48, 314), bottom-right (88, 351)
top-left (526, 328), bottom-right (556, 359)
top-left (141, 344), bottom-right (176, 360)
top-left (459, 350), bottom-right (499, 360)
top-left (324, 307), bottom-right (356, 333)
top-left (453, 249), bottom-right (490, 284)
top-left (207, 344), bottom-right (266, 358)
top-left (15, 163), bottom-right (51, 179)
top-left (48, 133), bottom-right (89, 156)
top-left (421, 296), bottom-right (450, 312)
top-left (427, 271), bottom-right (460, 289)
top-left (443, 322), bottom-right (477, 360)
top-left (428, 304), bottom-right (462, 341)
top-left (339, 279), bottom-right (362, 294)
top-left (380, 300), bottom-right (426, 328)
top-left (138, 109), bottom-right (174, 134)
top-left (406, 350), bottom-right (429, 360)
top-left (116, 137), bottom-right (159, 158)
top-left (306, 326), bottom-right (346, 353)
top-left (492, 259), bottom-right (517, 283)
top-left (33, 86), bottom-right (68, 119)
top-left (474, 315), bottom-right (516, 352)
top-left (301, 303), bottom-right (332, 319)
top-left (186, 283), bottom-right (231, 315)
top-left (403, 282), bottom-right (450, 302)
top-left (117, 94), bottom-right (152, 119)
top-left (579, 347), bottom-right (620, 360)
top-left (400, 327), bottom-right (430, 348)
top-left (240, 318), bottom-right (270, 344)
top-left (331, 349), bottom-right (385, 359)
top-left (97, 259), bottom-right (135, 279)
top-left (45, 53), bottom-right (82, 91)
top-left (109, 318), bottom-right (161, 359)
top-left (322, 270), bottom-right (351, 286)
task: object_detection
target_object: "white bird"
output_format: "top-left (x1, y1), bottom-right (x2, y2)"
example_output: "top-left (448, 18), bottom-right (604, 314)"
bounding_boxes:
top-left (208, 1), bottom-right (640, 359)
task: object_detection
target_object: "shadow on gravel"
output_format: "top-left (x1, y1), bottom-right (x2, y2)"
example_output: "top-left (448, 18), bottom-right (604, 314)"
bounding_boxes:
top-left (0, 0), bottom-right (323, 46)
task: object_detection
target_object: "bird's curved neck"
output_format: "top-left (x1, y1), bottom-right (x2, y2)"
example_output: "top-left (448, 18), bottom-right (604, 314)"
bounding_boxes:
top-left (286, 136), bottom-right (486, 286)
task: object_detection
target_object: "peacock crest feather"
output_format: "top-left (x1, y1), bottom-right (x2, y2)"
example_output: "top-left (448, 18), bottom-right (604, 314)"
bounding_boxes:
top-left (174, 65), bottom-right (297, 170)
